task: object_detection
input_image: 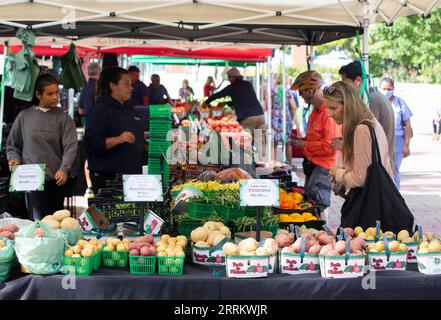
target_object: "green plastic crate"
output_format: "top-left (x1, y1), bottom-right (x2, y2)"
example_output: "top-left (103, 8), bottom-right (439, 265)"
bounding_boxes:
top-left (261, 224), bottom-right (279, 237)
top-left (92, 250), bottom-right (102, 270)
top-left (215, 205), bottom-right (245, 221)
top-left (188, 202), bottom-right (216, 219)
top-left (244, 207), bottom-right (257, 217)
top-left (129, 255), bottom-right (156, 275)
top-left (102, 250), bottom-right (129, 268)
top-left (178, 220), bottom-right (202, 238)
top-left (64, 256), bottom-right (93, 276)
top-left (158, 256), bottom-right (185, 276)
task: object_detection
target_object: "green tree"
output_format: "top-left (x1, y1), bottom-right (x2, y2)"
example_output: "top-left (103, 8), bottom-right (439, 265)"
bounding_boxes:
top-left (314, 8), bottom-right (441, 83)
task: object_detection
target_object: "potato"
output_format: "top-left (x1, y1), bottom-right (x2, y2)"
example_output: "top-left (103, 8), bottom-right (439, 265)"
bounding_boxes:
top-left (89, 238), bottom-right (99, 246)
top-left (398, 244), bottom-right (408, 252)
top-left (222, 243), bottom-right (239, 256)
top-left (215, 222), bottom-right (225, 230)
top-left (375, 241), bottom-right (385, 252)
top-left (140, 246), bottom-right (151, 256)
top-left (167, 238), bottom-right (177, 246)
top-left (428, 241), bottom-right (441, 252)
top-left (44, 218), bottom-right (60, 229)
top-left (72, 254), bottom-right (82, 258)
top-left (104, 244), bottom-right (115, 251)
top-left (0, 240), bottom-right (5, 248)
top-left (116, 244), bottom-right (127, 251)
top-left (156, 244), bottom-right (168, 252)
top-left (110, 238), bottom-right (121, 247)
top-left (0, 224), bottom-right (19, 234)
top-left (33, 228), bottom-right (44, 238)
top-left (0, 231), bottom-right (14, 240)
top-left (72, 245), bottom-right (82, 254)
top-left (354, 226), bottom-right (363, 236)
top-left (212, 235), bottom-right (226, 247)
top-left (397, 230), bottom-right (410, 242)
top-left (388, 241), bottom-right (400, 252)
top-left (195, 241), bottom-right (210, 248)
top-left (219, 226), bottom-right (231, 239)
top-left (161, 234), bottom-right (171, 242)
top-left (53, 209), bottom-right (71, 222)
top-left (42, 215), bottom-right (55, 222)
top-left (175, 250), bottom-right (185, 257)
top-left (130, 249), bottom-right (140, 256)
top-left (165, 248), bottom-right (176, 257)
top-left (81, 247), bottom-right (94, 257)
top-left (65, 249), bottom-right (74, 257)
top-left (206, 231), bottom-right (223, 246)
top-left (203, 221), bottom-right (218, 232)
top-left (61, 217), bottom-right (80, 229)
top-left (77, 240), bottom-right (89, 248)
top-left (157, 251), bottom-right (167, 257)
top-left (238, 238), bottom-right (258, 252)
top-left (191, 227), bottom-right (208, 243)
top-left (176, 239), bottom-right (188, 249)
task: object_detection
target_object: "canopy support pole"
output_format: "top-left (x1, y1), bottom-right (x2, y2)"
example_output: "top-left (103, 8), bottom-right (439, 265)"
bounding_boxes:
top-left (255, 62), bottom-right (260, 101)
top-left (266, 57), bottom-right (272, 162)
top-left (0, 41), bottom-right (8, 149)
top-left (281, 49), bottom-right (287, 163)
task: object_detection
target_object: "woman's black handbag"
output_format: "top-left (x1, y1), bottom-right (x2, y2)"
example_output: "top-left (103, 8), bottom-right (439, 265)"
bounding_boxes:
top-left (302, 158), bottom-right (317, 177)
top-left (340, 124), bottom-right (414, 234)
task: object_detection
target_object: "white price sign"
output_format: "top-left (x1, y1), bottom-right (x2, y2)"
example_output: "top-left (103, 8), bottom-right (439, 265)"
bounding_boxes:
top-left (123, 175), bottom-right (163, 202)
top-left (9, 164), bottom-right (46, 192)
top-left (240, 179), bottom-right (279, 207)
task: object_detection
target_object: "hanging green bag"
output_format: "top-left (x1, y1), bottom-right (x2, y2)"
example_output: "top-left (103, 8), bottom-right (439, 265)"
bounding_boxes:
top-left (0, 238), bottom-right (15, 284)
top-left (14, 220), bottom-right (66, 275)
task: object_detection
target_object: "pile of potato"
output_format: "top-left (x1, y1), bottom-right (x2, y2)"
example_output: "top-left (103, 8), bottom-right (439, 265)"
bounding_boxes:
top-left (156, 235), bottom-right (187, 257)
top-left (190, 221), bottom-right (231, 248)
top-left (0, 224), bottom-right (19, 240)
top-left (128, 235), bottom-right (156, 256)
top-left (42, 210), bottom-right (80, 230)
top-left (418, 239), bottom-right (441, 254)
top-left (367, 240), bottom-right (408, 253)
top-left (354, 227), bottom-right (395, 241)
top-left (103, 238), bottom-right (130, 252)
top-left (65, 238), bottom-right (105, 258)
top-left (222, 238), bottom-right (278, 257)
top-left (397, 230), bottom-right (437, 243)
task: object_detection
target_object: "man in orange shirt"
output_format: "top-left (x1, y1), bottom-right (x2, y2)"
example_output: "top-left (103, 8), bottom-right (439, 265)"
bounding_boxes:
top-left (291, 71), bottom-right (340, 209)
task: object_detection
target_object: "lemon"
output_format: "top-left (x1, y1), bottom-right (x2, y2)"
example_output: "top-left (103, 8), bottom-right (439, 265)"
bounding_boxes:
top-left (278, 214), bottom-right (290, 223)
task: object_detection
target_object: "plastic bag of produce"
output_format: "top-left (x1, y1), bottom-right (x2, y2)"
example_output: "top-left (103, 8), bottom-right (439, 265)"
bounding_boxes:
top-left (197, 170), bottom-right (217, 182)
top-left (14, 220), bottom-right (66, 275)
top-left (59, 226), bottom-right (83, 246)
top-left (0, 238), bottom-right (15, 284)
top-left (215, 168), bottom-right (252, 182)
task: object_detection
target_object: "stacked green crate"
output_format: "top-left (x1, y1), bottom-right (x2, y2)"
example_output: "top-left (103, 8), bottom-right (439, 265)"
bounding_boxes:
top-left (148, 105), bottom-right (172, 186)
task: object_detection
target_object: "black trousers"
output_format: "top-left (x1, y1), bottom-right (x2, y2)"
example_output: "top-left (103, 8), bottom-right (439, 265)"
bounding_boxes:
top-left (89, 171), bottom-right (116, 195)
top-left (25, 180), bottom-right (67, 220)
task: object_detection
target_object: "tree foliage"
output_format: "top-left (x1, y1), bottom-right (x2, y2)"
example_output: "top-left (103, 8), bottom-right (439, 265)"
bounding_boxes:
top-left (314, 9), bottom-right (441, 83)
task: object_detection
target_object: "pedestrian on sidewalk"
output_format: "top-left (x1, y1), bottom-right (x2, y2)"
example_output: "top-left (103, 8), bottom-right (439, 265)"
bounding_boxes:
top-left (379, 77), bottom-right (413, 190)
top-left (433, 104), bottom-right (441, 141)
top-left (291, 71), bottom-right (340, 210)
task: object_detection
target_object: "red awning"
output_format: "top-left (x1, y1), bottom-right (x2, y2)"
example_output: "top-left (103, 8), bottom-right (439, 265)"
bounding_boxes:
top-left (0, 45), bottom-right (272, 61)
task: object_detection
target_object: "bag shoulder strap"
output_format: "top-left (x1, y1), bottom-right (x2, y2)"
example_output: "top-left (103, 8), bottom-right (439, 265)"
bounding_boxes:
top-left (361, 121), bottom-right (382, 165)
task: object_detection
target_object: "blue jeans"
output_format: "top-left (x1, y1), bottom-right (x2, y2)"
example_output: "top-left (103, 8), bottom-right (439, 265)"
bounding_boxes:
top-left (394, 135), bottom-right (405, 189)
top-left (304, 166), bottom-right (332, 209)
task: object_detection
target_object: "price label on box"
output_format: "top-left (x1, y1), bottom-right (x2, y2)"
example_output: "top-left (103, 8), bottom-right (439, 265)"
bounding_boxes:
top-left (240, 179), bottom-right (279, 207)
top-left (144, 210), bottom-right (164, 235)
top-left (9, 164), bottom-right (46, 192)
top-left (123, 175), bottom-right (163, 202)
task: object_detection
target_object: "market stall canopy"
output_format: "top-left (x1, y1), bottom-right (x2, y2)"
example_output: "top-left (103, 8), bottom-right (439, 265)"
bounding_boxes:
top-left (0, 0), bottom-right (433, 46)
top-left (0, 37), bottom-right (274, 61)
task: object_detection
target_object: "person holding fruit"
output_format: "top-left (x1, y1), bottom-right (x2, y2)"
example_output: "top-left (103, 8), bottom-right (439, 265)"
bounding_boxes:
top-left (6, 74), bottom-right (78, 220)
top-left (84, 67), bottom-right (145, 194)
top-left (291, 71), bottom-right (340, 210)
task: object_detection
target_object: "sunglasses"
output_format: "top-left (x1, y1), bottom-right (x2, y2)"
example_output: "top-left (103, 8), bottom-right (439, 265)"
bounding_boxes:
top-left (323, 85), bottom-right (338, 96)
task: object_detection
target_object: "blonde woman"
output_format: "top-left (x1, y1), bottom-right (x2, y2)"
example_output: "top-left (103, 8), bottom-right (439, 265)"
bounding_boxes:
top-left (325, 81), bottom-right (396, 228)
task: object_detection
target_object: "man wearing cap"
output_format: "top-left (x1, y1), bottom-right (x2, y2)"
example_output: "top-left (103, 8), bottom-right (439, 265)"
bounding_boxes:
top-left (203, 68), bottom-right (265, 131)
top-left (291, 70), bottom-right (340, 210)
top-left (128, 65), bottom-right (149, 106)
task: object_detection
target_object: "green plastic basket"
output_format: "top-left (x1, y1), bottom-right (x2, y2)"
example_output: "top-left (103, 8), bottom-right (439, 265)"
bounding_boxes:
top-left (188, 202), bottom-right (215, 219)
top-left (244, 207), bottom-right (257, 217)
top-left (158, 256), bottom-right (185, 276)
top-left (178, 220), bottom-right (202, 239)
top-left (92, 250), bottom-right (102, 270)
top-left (129, 255), bottom-right (156, 275)
top-left (64, 256), bottom-right (93, 276)
top-left (102, 250), bottom-right (129, 268)
top-left (215, 205), bottom-right (245, 221)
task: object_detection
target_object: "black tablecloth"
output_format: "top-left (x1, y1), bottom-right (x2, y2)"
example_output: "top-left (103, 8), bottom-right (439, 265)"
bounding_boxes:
top-left (1, 264), bottom-right (441, 300)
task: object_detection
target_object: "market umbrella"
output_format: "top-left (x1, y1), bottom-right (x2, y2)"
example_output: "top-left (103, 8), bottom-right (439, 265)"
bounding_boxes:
top-left (4, 29), bottom-right (40, 102)
top-left (60, 43), bottom-right (86, 91)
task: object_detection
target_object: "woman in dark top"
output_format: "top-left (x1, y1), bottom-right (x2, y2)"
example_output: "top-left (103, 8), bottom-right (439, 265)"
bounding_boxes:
top-left (84, 67), bottom-right (145, 193)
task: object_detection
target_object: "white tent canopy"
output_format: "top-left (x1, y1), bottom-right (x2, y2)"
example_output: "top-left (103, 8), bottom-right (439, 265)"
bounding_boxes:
top-left (0, 0), bottom-right (437, 46)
